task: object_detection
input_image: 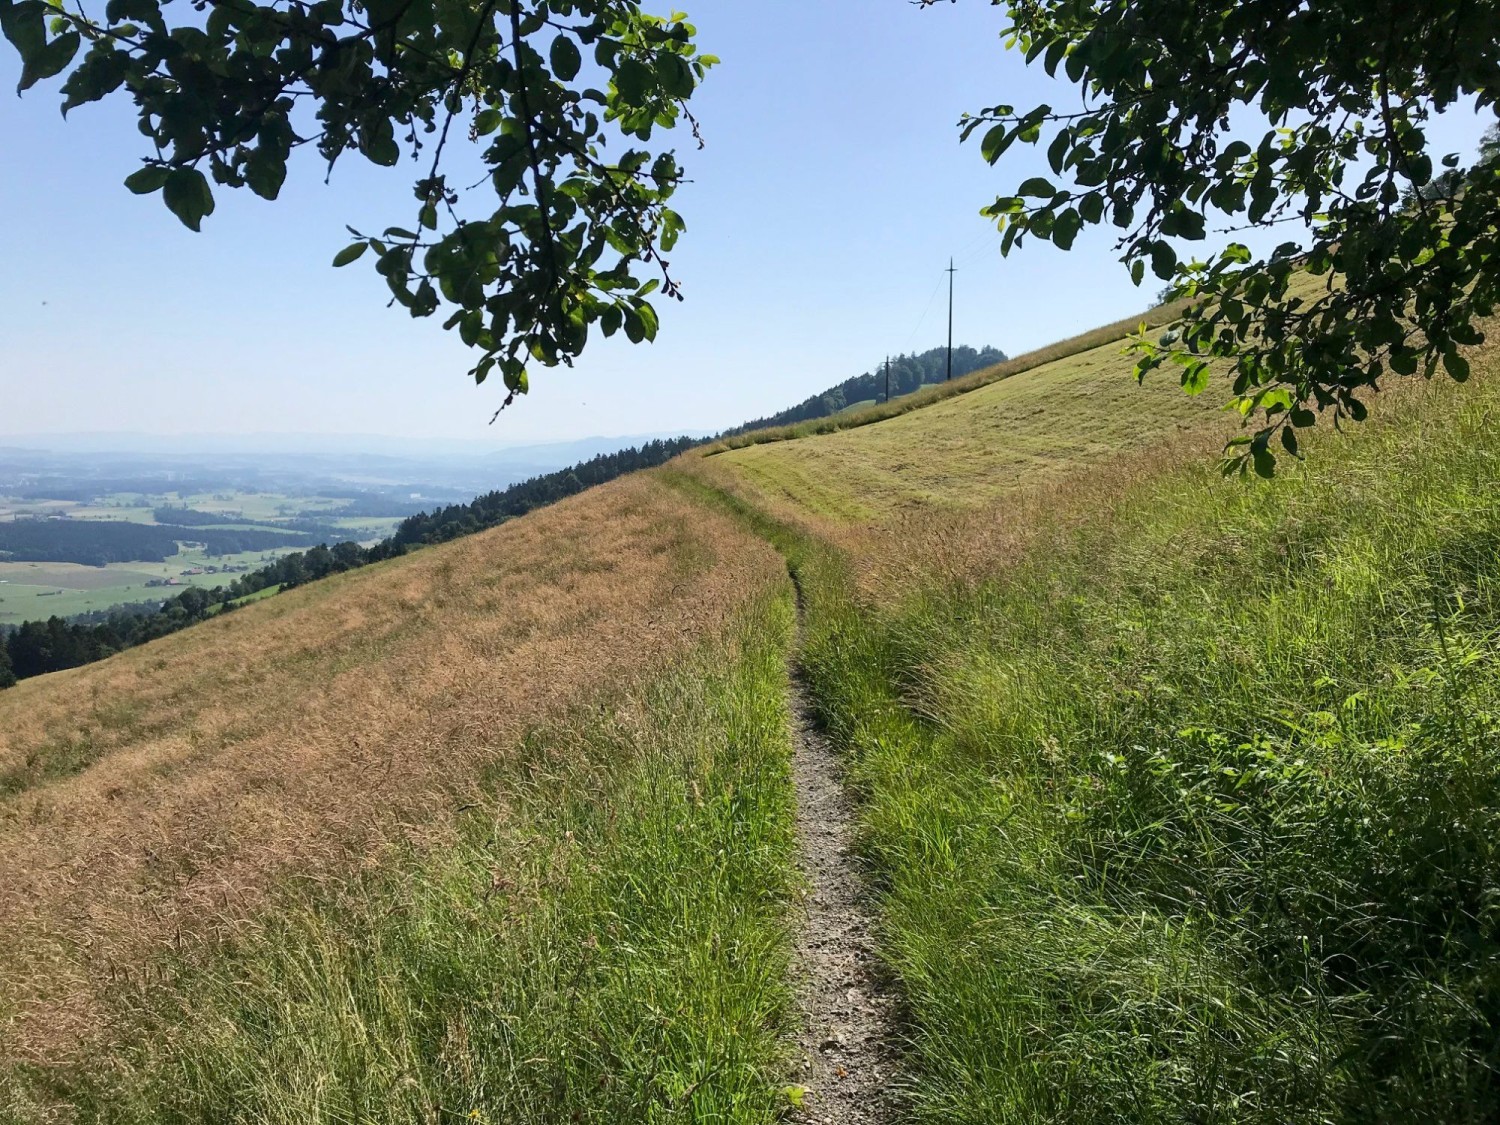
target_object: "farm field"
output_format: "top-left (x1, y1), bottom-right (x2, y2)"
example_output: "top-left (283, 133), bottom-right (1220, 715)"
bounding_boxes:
top-left (0, 489), bottom-right (343, 523)
top-left (0, 549), bottom-right (296, 625)
top-left (0, 487), bottom-right (406, 625)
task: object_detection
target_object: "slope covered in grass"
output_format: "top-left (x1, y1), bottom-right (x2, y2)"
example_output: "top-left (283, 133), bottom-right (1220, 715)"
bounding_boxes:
top-left (15, 588), bottom-right (799, 1124)
top-left (0, 474), bottom-right (786, 1077)
top-left (691, 342), bottom-right (1500, 1120)
top-left (712, 309), bottom-right (1222, 521)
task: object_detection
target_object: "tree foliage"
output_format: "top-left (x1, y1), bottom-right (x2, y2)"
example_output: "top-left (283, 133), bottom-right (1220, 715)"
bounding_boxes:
top-left (0, 0), bottom-right (714, 401)
top-left (945, 0), bottom-right (1500, 472)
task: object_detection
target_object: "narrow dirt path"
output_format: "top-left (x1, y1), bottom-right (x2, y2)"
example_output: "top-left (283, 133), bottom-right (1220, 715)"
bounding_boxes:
top-left (787, 633), bottom-right (895, 1123)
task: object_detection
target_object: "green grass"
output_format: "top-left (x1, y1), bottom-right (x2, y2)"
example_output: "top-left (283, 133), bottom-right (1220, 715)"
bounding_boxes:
top-left (708, 301), bottom-right (1190, 458)
top-left (713, 310), bottom-right (1220, 521)
top-left (10, 586), bottom-right (800, 1125)
top-left (0, 550), bottom-right (294, 626)
top-left (781, 377), bottom-right (1500, 1121)
top-left (228, 583), bottom-right (282, 607)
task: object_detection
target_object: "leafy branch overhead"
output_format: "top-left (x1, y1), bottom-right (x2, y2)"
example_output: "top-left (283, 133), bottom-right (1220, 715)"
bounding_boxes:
top-left (944, 0), bottom-right (1500, 473)
top-left (0, 0), bottom-right (715, 402)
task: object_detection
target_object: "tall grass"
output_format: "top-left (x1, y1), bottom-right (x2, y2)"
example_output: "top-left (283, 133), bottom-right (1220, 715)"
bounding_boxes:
top-left (796, 380), bottom-right (1500, 1122)
top-left (9, 588), bottom-right (800, 1124)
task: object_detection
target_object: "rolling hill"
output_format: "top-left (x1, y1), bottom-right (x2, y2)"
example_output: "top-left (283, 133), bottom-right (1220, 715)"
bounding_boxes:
top-left (4, 302), bottom-right (1499, 1124)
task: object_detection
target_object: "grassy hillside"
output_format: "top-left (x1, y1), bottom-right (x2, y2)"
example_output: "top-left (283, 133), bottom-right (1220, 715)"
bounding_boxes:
top-left (711, 304), bottom-right (1220, 521)
top-left (0, 475), bottom-right (790, 1103)
top-left (20, 590), bottom-right (799, 1123)
top-left (685, 329), bottom-right (1500, 1121)
top-left (8, 282), bottom-right (1498, 1123)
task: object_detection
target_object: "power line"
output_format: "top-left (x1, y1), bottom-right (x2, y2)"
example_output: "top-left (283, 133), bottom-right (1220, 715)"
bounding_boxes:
top-left (902, 268), bottom-right (947, 353)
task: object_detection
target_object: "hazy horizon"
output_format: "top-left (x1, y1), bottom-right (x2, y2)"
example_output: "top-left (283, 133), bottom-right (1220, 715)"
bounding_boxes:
top-left (0, 429), bottom-right (696, 458)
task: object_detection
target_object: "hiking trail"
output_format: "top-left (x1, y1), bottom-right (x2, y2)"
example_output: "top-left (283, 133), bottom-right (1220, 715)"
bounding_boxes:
top-left (786, 622), bottom-right (895, 1123)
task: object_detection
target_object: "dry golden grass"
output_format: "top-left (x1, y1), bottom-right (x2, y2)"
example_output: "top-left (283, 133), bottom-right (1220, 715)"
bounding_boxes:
top-left (0, 474), bottom-right (784, 1063)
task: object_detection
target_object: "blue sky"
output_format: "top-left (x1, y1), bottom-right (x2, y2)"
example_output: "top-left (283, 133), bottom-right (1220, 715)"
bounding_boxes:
top-left (0, 1), bottom-right (1490, 446)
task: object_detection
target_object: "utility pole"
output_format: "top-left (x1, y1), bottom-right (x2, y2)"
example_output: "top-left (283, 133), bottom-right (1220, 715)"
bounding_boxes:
top-left (946, 257), bottom-right (956, 381)
top-left (885, 355), bottom-right (891, 403)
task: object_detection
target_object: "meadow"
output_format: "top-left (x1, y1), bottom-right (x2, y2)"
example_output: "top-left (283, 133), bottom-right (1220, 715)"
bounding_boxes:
top-left (0, 550), bottom-right (287, 626)
top-left (712, 322), bottom-right (1223, 521)
top-left (677, 329), bottom-right (1500, 1120)
top-left (5, 295), bottom-right (1499, 1123)
top-left (0, 474), bottom-right (785, 1089)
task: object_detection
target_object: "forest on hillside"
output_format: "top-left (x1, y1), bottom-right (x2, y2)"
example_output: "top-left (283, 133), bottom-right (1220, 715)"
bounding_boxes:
top-left (0, 436), bottom-right (700, 686)
top-left (721, 344), bottom-right (1006, 437)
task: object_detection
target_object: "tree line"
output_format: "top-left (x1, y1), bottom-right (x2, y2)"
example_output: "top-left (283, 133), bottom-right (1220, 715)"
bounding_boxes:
top-left (720, 345), bottom-right (1006, 437)
top-left (0, 437), bottom-right (698, 687)
top-left (0, 518), bottom-right (320, 566)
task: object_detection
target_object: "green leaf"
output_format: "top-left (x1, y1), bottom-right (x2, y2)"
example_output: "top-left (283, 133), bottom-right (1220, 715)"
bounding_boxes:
top-left (17, 28), bottom-right (77, 91)
top-left (550, 35), bottom-right (581, 82)
top-left (366, 134), bottom-right (400, 167)
top-left (1150, 241), bottom-right (1177, 280)
top-left (656, 51), bottom-right (693, 98)
top-left (103, 0), bottom-right (157, 23)
top-left (1017, 176), bottom-right (1055, 197)
top-left (332, 242), bottom-right (368, 267)
top-left (1052, 207), bottom-right (1082, 251)
top-left (614, 57), bottom-right (652, 105)
top-left (473, 107), bottom-right (502, 136)
top-left (1180, 359), bottom-right (1210, 395)
top-left (60, 41), bottom-right (127, 111)
top-left (0, 1), bottom-right (46, 64)
top-left (244, 147), bottom-right (287, 200)
top-left (161, 167), bottom-right (214, 232)
top-left (1252, 443), bottom-right (1276, 478)
top-left (980, 124), bottom-right (1011, 165)
top-left (124, 165), bottom-right (169, 194)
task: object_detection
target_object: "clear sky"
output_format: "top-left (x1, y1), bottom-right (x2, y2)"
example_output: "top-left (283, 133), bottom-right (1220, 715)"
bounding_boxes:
top-left (0, 1), bottom-right (1490, 446)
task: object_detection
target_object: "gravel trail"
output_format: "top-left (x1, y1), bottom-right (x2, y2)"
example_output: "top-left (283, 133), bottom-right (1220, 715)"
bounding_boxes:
top-left (786, 644), bottom-right (895, 1124)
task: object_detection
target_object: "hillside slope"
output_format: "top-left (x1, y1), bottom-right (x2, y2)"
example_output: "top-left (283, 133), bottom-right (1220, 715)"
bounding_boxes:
top-left (0, 474), bottom-right (785, 1068)
top-left (9, 289), bottom-right (1499, 1124)
top-left (685, 326), bottom-right (1500, 1122)
top-left (711, 308), bottom-right (1218, 521)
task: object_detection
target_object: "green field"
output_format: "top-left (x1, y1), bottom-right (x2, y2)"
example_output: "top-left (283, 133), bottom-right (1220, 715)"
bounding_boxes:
top-left (0, 488), bottom-right (405, 626)
top-left (0, 489), bottom-right (401, 532)
top-left (0, 549), bottom-right (293, 625)
top-left (682, 313), bottom-right (1500, 1120)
